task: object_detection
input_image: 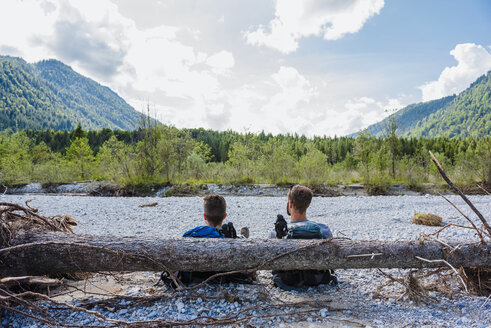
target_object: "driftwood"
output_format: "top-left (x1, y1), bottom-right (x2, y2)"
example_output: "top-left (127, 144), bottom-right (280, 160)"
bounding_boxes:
top-left (0, 276), bottom-right (61, 287)
top-left (1, 230), bottom-right (490, 277)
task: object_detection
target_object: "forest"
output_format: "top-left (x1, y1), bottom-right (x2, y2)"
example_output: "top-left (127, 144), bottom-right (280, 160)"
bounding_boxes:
top-left (0, 56), bottom-right (142, 131)
top-left (0, 122), bottom-right (489, 194)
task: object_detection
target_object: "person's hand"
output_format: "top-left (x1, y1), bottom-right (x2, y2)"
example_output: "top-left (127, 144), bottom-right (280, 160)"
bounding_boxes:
top-left (275, 214), bottom-right (288, 239)
top-left (222, 222), bottom-right (237, 238)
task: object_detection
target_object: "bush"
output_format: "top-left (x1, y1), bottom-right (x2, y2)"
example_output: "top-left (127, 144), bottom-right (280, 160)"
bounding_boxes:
top-left (412, 213), bottom-right (443, 226)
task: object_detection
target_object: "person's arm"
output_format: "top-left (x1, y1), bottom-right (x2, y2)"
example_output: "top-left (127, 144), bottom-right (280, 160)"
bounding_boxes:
top-left (317, 223), bottom-right (333, 239)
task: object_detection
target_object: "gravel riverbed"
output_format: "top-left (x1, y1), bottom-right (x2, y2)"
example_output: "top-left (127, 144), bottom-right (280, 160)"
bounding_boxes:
top-left (2, 194), bottom-right (490, 327)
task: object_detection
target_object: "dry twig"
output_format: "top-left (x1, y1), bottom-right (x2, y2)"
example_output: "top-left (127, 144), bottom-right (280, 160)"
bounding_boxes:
top-left (415, 256), bottom-right (468, 292)
top-left (429, 151), bottom-right (491, 236)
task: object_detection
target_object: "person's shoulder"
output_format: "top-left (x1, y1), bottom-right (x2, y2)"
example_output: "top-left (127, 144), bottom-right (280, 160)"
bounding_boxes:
top-left (313, 221), bottom-right (330, 229)
top-left (305, 220), bottom-right (333, 239)
top-left (183, 226), bottom-right (223, 238)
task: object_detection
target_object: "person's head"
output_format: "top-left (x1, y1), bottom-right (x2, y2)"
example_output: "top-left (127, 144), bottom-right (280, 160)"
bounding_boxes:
top-left (286, 184), bottom-right (312, 216)
top-left (203, 194), bottom-right (227, 228)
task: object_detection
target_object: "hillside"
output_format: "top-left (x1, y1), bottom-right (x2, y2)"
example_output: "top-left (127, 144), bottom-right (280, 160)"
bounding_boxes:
top-left (356, 71), bottom-right (491, 138)
top-left (0, 55), bottom-right (143, 131)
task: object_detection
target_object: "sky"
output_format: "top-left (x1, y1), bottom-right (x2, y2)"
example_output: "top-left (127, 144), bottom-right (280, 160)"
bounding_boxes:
top-left (0, 0), bottom-right (490, 137)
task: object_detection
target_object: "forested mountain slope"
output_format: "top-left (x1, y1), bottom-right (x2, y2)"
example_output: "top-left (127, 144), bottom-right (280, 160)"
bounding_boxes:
top-left (358, 71), bottom-right (491, 138)
top-left (0, 55), bottom-right (142, 131)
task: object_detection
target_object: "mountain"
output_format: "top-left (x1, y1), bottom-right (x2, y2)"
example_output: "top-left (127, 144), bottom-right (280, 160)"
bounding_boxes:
top-left (0, 55), bottom-right (143, 131)
top-left (355, 71), bottom-right (491, 138)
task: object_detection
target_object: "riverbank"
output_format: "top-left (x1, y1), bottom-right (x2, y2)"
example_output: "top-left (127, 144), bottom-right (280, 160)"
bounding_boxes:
top-left (3, 181), bottom-right (484, 197)
top-left (1, 194), bottom-right (490, 327)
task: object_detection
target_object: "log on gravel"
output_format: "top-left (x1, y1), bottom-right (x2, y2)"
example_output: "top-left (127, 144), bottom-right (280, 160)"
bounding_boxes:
top-left (1, 230), bottom-right (490, 277)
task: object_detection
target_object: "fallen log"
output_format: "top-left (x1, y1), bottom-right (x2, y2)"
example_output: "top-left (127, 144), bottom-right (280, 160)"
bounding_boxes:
top-left (1, 230), bottom-right (490, 277)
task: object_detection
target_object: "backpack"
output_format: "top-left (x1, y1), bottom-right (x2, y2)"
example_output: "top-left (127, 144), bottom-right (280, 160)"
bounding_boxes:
top-left (287, 221), bottom-right (322, 239)
top-left (275, 221), bottom-right (335, 288)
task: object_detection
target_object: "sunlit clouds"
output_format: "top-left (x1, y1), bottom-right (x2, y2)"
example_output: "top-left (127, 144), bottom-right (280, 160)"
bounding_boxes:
top-left (0, 0), bottom-right (489, 136)
top-left (419, 44), bottom-right (491, 101)
top-left (245, 0), bottom-right (385, 54)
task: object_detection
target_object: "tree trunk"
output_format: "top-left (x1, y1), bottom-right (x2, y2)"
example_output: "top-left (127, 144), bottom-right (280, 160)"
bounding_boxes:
top-left (1, 230), bottom-right (490, 277)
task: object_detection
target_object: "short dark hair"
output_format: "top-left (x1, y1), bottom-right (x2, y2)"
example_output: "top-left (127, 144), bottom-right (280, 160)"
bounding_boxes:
top-left (287, 185), bottom-right (312, 214)
top-left (203, 194), bottom-right (226, 227)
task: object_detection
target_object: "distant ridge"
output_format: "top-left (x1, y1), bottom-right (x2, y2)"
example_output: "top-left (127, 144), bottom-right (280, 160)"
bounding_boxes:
top-left (352, 71), bottom-right (491, 138)
top-left (0, 55), bottom-right (145, 131)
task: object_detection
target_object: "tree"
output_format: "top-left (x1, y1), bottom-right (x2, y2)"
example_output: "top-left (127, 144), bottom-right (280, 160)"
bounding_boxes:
top-left (296, 144), bottom-right (329, 183)
top-left (174, 131), bottom-right (194, 176)
top-left (96, 136), bottom-right (136, 184)
top-left (226, 135), bottom-right (259, 183)
top-left (475, 137), bottom-right (491, 185)
top-left (186, 151), bottom-right (207, 180)
top-left (65, 137), bottom-right (94, 180)
top-left (353, 130), bottom-right (376, 182)
top-left (384, 111), bottom-right (400, 179)
top-left (0, 131), bottom-right (32, 185)
top-left (135, 123), bottom-right (163, 180)
top-left (71, 124), bottom-right (86, 139)
top-left (31, 142), bottom-right (53, 165)
top-left (260, 138), bottom-right (295, 183)
top-left (155, 126), bottom-right (179, 183)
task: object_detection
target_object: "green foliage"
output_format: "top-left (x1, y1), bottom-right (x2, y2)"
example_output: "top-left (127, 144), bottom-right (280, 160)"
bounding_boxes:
top-left (353, 130), bottom-right (377, 182)
top-left (0, 125), bottom-right (489, 191)
top-left (258, 139), bottom-right (295, 183)
top-left (0, 131), bottom-right (32, 185)
top-left (65, 137), bottom-right (94, 180)
top-left (359, 71), bottom-right (491, 138)
top-left (95, 136), bottom-right (137, 184)
top-left (0, 55), bottom-right (149, 132)
top-left (295, 145), bottom-right (328, 184)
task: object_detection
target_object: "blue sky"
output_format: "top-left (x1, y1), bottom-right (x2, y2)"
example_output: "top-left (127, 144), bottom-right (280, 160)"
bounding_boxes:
top-left (0, 0), bottom-right (490, 136)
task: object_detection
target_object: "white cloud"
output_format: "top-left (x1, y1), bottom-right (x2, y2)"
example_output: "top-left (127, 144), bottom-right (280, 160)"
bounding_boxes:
top-left (343, 95), bottom-right (410, 135)
top-left (244, 0), bottom-right (384, 53)
top-left (419, 43), bottom-right (491, 101)
top-left (266, 66), bottom-right (318, 119)
top-left (0, 0), bottom-right (412, 138)
top-left (0, 0), bottom-right (235, 110)
top-left (206, 50), bottom-right (235, 75)
top-left (345, 97), bottom-right (375, 110)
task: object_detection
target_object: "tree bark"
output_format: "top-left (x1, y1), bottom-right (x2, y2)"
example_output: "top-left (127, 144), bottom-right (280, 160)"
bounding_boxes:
top-left (1, 230), bottom-right (490, 277)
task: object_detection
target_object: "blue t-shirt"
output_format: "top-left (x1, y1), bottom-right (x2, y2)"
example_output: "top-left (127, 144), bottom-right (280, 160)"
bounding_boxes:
top-left (183, 225), bottom-right (225, 238)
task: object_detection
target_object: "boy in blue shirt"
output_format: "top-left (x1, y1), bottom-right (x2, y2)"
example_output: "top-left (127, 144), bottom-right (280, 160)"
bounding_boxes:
top-left (164, 194), bottom-right (252, 286)
top-left (182, 194), bottom-right (231, 238)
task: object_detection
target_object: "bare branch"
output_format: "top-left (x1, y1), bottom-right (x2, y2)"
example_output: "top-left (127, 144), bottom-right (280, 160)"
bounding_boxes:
top-left (429, 150), bottom-right (491, 236)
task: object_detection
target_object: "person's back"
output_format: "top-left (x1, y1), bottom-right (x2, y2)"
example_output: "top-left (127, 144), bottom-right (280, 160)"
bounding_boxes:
top-left (272, 185), bottom-right (336, 290)
top-left (162, 194), bottom-right (254, 286)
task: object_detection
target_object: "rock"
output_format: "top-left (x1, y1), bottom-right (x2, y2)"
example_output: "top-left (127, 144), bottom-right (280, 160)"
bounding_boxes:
top-left (176, 300), bottom-right (185, 312)
top-left (320, 308), bottom-right (329, 317)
